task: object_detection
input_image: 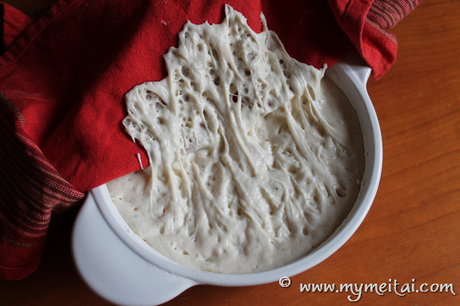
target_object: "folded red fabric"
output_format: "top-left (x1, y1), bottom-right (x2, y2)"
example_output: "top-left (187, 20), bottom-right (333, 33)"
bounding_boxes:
top-left (0, 0), bottom-right (420, 280)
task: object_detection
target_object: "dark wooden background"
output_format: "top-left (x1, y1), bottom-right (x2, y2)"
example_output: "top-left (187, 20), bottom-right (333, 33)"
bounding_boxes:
top-left (1, 0), bottom-right (459, 305)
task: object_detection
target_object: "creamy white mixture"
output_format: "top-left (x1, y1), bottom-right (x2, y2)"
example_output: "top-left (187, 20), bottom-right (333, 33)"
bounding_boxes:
top-left (107, 6), bottom-right (364, 273)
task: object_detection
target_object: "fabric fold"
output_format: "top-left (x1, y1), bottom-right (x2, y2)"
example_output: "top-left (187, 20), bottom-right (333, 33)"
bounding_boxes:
top-left (0, 93), bottom-right (84, 280)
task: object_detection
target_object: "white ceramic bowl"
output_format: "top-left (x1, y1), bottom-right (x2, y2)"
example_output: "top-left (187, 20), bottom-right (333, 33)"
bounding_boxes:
top-left (71, 52), bottom-right (383, 306)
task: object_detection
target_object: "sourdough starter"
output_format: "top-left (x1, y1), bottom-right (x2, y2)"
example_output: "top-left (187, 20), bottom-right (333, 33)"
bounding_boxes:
top-left (107, 5), bottom-right (364, 273)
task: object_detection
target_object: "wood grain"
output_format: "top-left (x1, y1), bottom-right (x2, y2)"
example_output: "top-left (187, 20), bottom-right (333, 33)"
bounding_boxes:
top-left (1, 0), bottom-right (459, 305)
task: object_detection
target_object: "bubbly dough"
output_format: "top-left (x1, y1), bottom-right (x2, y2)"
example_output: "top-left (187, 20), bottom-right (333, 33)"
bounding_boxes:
top-left (107, 5), bottom-right (364, 273)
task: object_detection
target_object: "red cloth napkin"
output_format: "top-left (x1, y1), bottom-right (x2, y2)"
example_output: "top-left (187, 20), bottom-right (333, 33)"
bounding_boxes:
top-left (0, 0), bottom-right (420, 280)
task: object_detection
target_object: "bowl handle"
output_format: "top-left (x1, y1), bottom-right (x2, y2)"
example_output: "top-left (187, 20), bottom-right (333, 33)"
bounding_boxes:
top-left (336, 51), bottom-right (372, 86)
top-left (71, 192), bottom-right (196, 306)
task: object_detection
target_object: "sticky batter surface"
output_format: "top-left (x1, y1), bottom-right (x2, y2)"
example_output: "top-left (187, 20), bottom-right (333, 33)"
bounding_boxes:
top-left (107, 6), bottom-right (364, 273)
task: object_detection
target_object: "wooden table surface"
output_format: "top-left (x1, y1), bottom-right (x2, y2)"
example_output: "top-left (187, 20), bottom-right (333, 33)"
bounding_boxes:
top-left (1, 0), bottom-right (459, 305)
